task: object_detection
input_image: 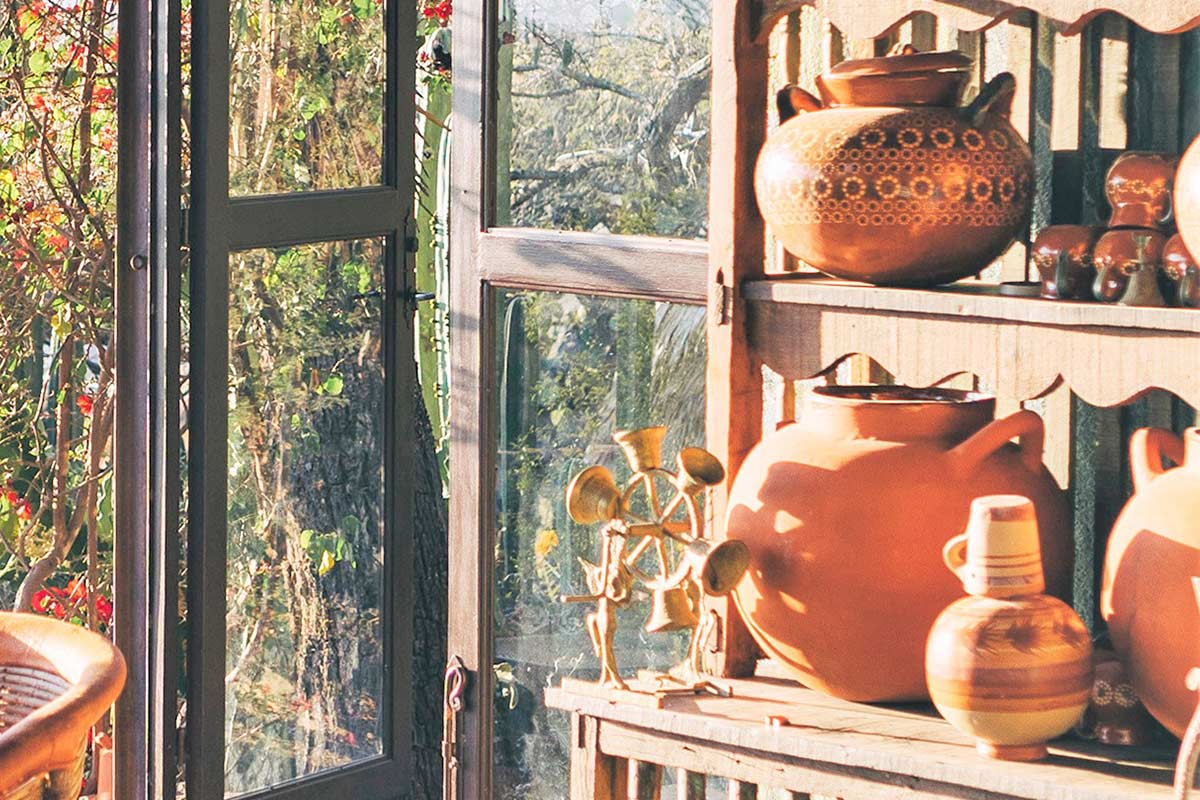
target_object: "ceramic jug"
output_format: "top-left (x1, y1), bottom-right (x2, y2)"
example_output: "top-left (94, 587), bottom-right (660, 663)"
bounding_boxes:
top-left (1106, 151), bottom-right (1178, 230)
top-left (1102, 427), bottom-right (1200, 738)
top-left (754, 49), bottom-right (1033, 286)
top-left (727, 387), bottom-right (1072, 702)
top-left (1164, 234), bottom-right (1200, 308)
top-left (927, 496), bottom-right (1092, 761)
top-left (1092, 228), bottom-right (1167, 304)
top-left (1031, 225), bottom-right (1102, 300)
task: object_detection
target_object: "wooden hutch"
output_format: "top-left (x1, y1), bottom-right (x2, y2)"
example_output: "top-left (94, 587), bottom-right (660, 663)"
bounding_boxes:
top-left (544, 1), bottom-right (1200, 797)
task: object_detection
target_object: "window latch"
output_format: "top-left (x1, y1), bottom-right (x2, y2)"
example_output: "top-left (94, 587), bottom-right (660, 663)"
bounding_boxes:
top-left (442, 655), bottom-right (469, 800)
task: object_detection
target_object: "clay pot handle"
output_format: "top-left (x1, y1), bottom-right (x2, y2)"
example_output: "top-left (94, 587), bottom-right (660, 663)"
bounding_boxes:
top-left (942, 532), bottom-right (969, 580)
top-left (964, 72), bottom-right (1017, 126)
top-left (950, 409), bottom-right (1044, 478)
top-left (777, 85), bottom-right (823, 123)
top-left (1130, 427), bottom-right (1185, 493)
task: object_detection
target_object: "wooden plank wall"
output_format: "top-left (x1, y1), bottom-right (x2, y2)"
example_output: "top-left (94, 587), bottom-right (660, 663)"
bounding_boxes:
top-left (763, 11), bottom-right (1199, 630)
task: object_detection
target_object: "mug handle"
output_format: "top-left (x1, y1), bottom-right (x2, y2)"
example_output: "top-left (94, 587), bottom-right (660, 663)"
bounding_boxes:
top-left (776, 85), bottom-right (823, 123)
top-left (1129, 427), bottom-right (1185, 493)
top-left (950, 409), bottom-right (1044, 478)
top-left (943, 533), bottom-right (969, 579)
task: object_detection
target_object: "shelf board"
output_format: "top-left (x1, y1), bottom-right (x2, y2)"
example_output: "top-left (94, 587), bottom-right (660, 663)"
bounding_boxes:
top-left (757, 1), bottom-right (1200, 41)
top-left (547, 675), bottom-right (1179, 800)
top-left (743, 276), bottom-right (1200, 406)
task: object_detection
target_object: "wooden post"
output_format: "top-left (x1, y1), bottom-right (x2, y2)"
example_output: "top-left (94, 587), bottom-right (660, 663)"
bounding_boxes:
top-left (572, 714), bottom-right (623, 800)
top-left (677, 769), bottom-right (706, 800)
top-left (707, 0), bottom-right (769, 680)
top-left (629, 761), bottom-right (663, 800)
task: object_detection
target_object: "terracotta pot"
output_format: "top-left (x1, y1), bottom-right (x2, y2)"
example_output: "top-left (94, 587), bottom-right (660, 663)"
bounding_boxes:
top-left (927, 496), bottom-right (1092, 761)
top-left (1091, 228), bottom-right (1167, 303)
top-left (1102, 427), bottom-right (1200, 738)
top-left (1106, 151), bottom-right (1178, 230)
top-left (1163, 234), bottom-right (1200, 308)
top-left (727, 387), bottom-right (1072, 702)
top-left (1031, 225), bottom-right (1102, 300)
top-left (755, 50), bottom-right (1033, 287)
top-left (1176, 136), bottom-right (1200, 259)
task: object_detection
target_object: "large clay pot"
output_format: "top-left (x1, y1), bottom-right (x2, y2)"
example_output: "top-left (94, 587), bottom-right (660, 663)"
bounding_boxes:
top-left (927, 496), bottom-right (1092, 762)
top-left (1176, 136), bottom-right (1200, 258)
top-left (727, 387), bottom-right (1072, 702)
top-left (1102, 427), bottom-right (1200, 738)
top-left (754, 50), bottom-right (1033, 286)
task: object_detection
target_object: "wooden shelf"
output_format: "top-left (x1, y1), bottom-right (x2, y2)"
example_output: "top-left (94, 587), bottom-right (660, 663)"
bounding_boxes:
top-left (757, 1), bottom-right (1200, 41)
top-left (743, 276), bottom-right (1200, 406)
top-left (547, 676), bottom-right (1178, 800)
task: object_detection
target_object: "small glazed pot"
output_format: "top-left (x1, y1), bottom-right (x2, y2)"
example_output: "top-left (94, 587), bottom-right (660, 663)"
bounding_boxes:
top-left (1163, 234), bottom-right (1200, 308)
top-left (1106, 151), bottom-right (1178, 230)
top-left (1074, 649), bottom-right (1157, 747)
top-left (1031, 225), bottom-right (1102, 300)
top-left (1091, 228), bottom-right (1167, 303)
top-left (927, 495), bottom-right (1093, 762)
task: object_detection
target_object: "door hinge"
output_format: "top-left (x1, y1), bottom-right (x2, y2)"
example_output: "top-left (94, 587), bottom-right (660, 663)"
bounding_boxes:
top-left (710, 281), bottom-right (734, 326)
top-left (442, 655), bottom-right (469, 800)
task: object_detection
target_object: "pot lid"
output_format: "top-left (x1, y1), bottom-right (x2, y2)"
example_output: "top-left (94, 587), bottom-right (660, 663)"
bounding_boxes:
top-left (827, 48), bottom-right (972, 79)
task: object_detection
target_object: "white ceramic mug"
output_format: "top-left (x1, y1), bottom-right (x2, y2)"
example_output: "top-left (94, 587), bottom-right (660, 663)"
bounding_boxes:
top-left (943, 495), bottom-right (1045, 598)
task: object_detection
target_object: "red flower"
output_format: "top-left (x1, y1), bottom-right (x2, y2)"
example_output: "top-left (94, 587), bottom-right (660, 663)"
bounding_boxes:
top-left (423, 0), bottom-right (451, 24)
top-left (5, 488), bottom-right (18, 505)
top-left (15, 499), bottom-right (32, 520)
top-left (92, 86), bottom-right (113, 105)
top-left (32, 589), bottom-right (52, 613)
top-left (76, 393), bottom-right (94, 415)
top-left (95, 595), bottom-right (113, 625)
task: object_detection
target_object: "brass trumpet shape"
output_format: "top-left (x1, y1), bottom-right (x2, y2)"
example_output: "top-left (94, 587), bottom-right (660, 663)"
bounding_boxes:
top-left (613, 426), bottom-right (667, 473)
top-left (566, 465), bottom-right (621, 524)
top-left (645, 585), bottom-right (699, 633)
top-left (676, 447), bottom-right (726, 496)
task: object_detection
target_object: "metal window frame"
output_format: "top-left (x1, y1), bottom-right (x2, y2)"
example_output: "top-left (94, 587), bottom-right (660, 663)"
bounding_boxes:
top-left (445, 2), bottom-right (709, 798)
top-left (183, 0), bottom-right (416, 797)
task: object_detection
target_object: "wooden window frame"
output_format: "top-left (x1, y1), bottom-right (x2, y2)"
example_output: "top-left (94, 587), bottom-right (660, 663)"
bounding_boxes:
top-left (446, 1), bottom-right (713, 797)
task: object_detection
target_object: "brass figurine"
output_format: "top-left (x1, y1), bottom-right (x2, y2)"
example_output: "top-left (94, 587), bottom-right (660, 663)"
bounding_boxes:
top-left (562, 426), bottom-right (750, 698)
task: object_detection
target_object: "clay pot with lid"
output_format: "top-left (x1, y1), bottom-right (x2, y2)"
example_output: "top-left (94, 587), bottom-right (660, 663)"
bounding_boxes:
top-left (755, 49), bottom-right (1033, 286)
top-left (726, 387), bottom-right (1072, 702)
top-left (927, 496), bottom-right (1092, 761)
top-left (1102, 427), bottom-right (1200, 739)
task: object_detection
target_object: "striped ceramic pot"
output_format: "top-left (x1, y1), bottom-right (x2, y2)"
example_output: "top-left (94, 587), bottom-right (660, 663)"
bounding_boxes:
top-left (927, 496), bottom-right (1093, 761)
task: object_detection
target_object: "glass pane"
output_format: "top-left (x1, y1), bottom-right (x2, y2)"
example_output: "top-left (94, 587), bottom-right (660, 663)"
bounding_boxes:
top-left (228, 0), bottom-right (385, 194)
top-left (225, 240), bottom-right (386, 795)
top-left (492, 291), bottom-right (706, 798)
top-left (498, 1), bottom-right (711, 237)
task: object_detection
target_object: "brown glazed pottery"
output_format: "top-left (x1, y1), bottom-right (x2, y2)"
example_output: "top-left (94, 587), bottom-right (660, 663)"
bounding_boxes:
top-left (927, 496), bottom-right (1092, 761)
top-left (726, 387), bottom-right (1072, 702)
top-left (755, 50), bottom-right (1033, 286)
top-left (1176, 136), bottom-right (1200, 259)
top-left (1075, 649), bottom-right (1157, 747)
top-left (1102, 427), bottom-right (1200, 739)
top-left (1106, 151), bottom-right (1178, 230)
top-left (1031, 225), bottom-right (1102, 300)
top-left (1164, 233), bottom-right (1200, 308)
top-left (1091, 228), bottom-right (1167, 303)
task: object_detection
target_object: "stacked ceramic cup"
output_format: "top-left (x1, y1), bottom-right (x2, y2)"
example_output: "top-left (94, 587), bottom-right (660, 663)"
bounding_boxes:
top-left (1031, 151), bottom-right (1200, 307)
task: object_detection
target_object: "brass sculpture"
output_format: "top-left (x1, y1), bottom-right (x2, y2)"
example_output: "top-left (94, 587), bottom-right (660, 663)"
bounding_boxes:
top-left (562, 427), bottom-right (750, 697)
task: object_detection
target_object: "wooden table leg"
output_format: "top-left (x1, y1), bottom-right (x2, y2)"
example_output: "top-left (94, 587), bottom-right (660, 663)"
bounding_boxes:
top-left (571, 713), bottom-right (623, 800)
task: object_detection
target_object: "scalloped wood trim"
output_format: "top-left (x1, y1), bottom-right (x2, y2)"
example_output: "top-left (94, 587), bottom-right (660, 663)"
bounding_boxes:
top-left (757, 1), bottom-right (1200, 42)
top-left (748, 300), bottom-right (1200, 407)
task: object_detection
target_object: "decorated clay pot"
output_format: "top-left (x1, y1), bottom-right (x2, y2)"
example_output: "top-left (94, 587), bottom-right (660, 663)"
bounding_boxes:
top-left (754, 50), bottom-right (1033, 287)
top-left (1176, 136), bottom-right (1200, 259)
top-left (1102, 427), bottom-right (1200, 739)
top-left (1031, 225), bottom-right (1102, 300)
top-left (727, 387), bottom-right (1072, 702)
top-left (927, 496), bottom-right (1092, 761)
top-left (1163, 234), bottom-right (1200, 308)
top-left (1091, 228), bottom-right (1167, 304)
top-left (1106, 151), bottom-right (1178, 230)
